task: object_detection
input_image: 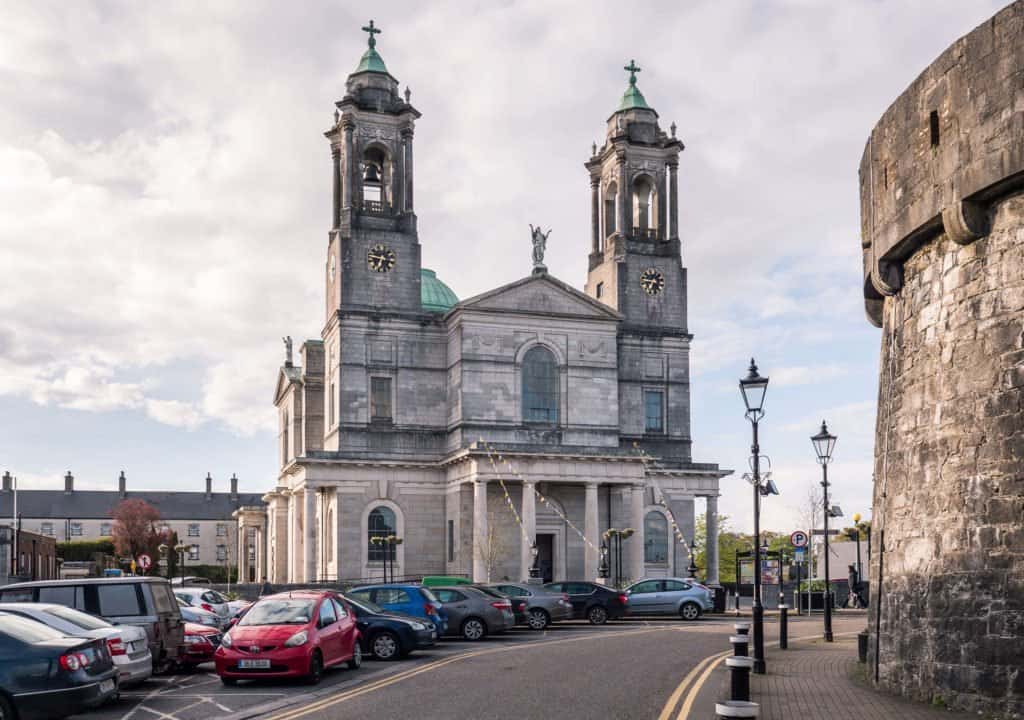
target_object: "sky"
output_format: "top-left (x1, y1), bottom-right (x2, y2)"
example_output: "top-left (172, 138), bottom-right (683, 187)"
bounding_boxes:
top-left (0, 0), bottom-right (1008, 535)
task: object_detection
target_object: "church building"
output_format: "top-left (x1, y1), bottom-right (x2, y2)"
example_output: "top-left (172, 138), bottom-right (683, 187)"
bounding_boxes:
top-left (240, 23), bottom-right (729, 587)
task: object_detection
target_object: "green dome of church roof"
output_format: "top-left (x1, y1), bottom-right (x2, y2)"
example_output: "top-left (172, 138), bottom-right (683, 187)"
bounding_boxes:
top-left (615, 58), bottom-right (652, 112)
top-left (421, 269), bottom-right (458, 314)
top-left (353, 19), bottom-right (389, 74)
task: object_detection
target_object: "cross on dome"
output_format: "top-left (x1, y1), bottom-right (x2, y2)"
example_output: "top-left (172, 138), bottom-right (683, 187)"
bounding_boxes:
top-left (362, 19), bottom-right (382, 48)
top-left (624, 59), bottom-right (641, 85)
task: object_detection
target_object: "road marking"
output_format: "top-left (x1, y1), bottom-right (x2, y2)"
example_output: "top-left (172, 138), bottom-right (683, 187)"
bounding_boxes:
top-left (266, 627), bottom-right (676, 720)
top-left (656, 649), bottom-right (730, 720)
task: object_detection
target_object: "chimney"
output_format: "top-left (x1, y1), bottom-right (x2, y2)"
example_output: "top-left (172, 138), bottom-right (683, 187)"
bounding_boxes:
top-left (118, 470), bottom-right (127, 498)
top-left (2, 471), bottom-right (10, 492)
top-left (230, 473), bottom-right (238, 500)
top-left (64, 471), bottom-right (74, 494)
top-left (205, 472), bottom-right (213, 500)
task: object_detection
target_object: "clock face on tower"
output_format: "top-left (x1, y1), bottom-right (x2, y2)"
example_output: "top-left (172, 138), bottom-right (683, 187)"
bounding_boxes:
top-left (367, 244), bottom-right (397, 273)
top-left (640, 268), bottom-right (665, 295)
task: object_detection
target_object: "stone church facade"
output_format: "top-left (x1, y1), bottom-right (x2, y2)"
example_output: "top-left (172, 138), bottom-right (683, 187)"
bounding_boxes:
top-left (241, 26), bottom-right (728, 588)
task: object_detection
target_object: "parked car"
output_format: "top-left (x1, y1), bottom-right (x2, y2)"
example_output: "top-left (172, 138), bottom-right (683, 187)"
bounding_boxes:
top-left (171, 577), bottom-right (212, 586)
top-left (543, 582), bottom-right (630, 624)
top-left (174, 587), bottom-right (232, 618)
top-left (432, 586), bottom-right (515, 640)
top-left (347, 584), bottom-right (448, 635)
top-left (341, 593), bottom-right (437, 660)
top-left (215, 591), bottom-right (361, 685)
top-left (180, 622), bottom-right (222, 669)
top-left (176, 596), bottom-right (226, 629)
top-left (471, 585), bottom-right (529, 623)
top-left (487, 583), bottom-right (573, 630)
top-left (420, 576), bottom-right (472, 588)
top-left (0, 611), bottom-right (119, 719)
top-left (0, 602), bottom-right (152, 686)
top-left (0, 577), bottom-right (184, 670)
top-left (624, 578), bottom-right (714, 620)
top-left (227, 599), bottom-right (252, 617)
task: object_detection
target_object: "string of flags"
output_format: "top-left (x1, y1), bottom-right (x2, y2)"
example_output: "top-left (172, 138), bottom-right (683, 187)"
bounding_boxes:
top-left (482, 448), bottom-right (533, 547)
top-left (631, 442), bottom-right (696, 564)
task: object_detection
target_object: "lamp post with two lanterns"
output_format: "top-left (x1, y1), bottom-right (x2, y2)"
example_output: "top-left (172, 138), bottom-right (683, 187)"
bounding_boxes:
top-left (811, 420), bottom-right (838, 642)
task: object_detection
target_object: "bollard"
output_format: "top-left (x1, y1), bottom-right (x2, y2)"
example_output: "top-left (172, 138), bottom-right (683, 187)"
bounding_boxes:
top-left (734, 622), bottom-right (750, 636)
top-left (729, 635), bottom-right (749, 657)
top-left (858, 631), bottom-right (869, 663)
top-left (778, 603), bottom-right (788, 649)
top-left (715, 700), bottom-right (760, 718)
top-left (726, 656), bottom-right (754, 702)
top-left (734, 592), bottom-right (741, 615)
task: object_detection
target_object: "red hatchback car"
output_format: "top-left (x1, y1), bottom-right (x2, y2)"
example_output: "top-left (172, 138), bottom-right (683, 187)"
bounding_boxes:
top-left (214, 591), bottom-right (361, 685)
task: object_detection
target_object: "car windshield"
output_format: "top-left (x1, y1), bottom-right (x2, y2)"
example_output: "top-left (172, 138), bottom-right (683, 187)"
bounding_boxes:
top-left (44, 606), bottom-right (110, 631)
top-left (239, 599), bottom-right (314, 626)
top-left (343, 596), bottom-right (385, 614)
top-left (0, 613), bottom-right (67, 642)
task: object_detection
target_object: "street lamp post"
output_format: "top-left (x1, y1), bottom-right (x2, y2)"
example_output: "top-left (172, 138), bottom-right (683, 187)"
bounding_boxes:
top-left (602, 528), bottom-right (634, 588)
top-left (687, 541), bottom-right (699, 579)
top-left (529, 542), bottom-right (540, 580)
top-left (598, 541), bottom-right (610, 581)
top-left (852, 512), bottom-right (864, 581)
top-left (173, 543), bottom-right (186, 585)
top-left (811, 420), bottom-right (837, 642)
top-left (739, 358), bottom-right (769, 674)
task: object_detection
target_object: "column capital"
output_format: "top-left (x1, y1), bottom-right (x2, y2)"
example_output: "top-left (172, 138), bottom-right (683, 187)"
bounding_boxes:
top-left (585, 481), bottom-right (599, 490)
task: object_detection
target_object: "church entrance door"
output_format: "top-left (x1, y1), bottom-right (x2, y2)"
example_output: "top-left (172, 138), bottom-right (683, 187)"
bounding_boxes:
top-left (535, 534), bottom-right (554, 583)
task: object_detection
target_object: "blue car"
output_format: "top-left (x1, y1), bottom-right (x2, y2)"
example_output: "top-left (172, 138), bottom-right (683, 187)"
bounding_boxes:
top-left (348, 584), bottom-right (447, 635)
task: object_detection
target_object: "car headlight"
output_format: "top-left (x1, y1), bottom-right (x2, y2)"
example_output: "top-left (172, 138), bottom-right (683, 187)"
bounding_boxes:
top-left (284, 630), bottom-right (308, 647)
top-left (408, 621), bottom-right (426, 630)
top-left (220, 633), bottom-right (233, 648)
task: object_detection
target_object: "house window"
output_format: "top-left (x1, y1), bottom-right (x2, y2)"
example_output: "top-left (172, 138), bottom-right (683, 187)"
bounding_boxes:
top-left (367, 506), bottom-right (396, 563)
top-left (216, 545), bottom-right (227, 561)
top-left (644, 390), bottom-right (664, 433)
top-left (188, 524), bottom-right (200, 537)
top-left (644, 511), bottom-right (668, 564)
top-left (596, 282), bottom-right (604, 299)
top-left (282, 411), bottom-right (290, 463)
top-left (329, 382), bottom-right (336, 427)
top-left (100, 523), bottom-right (112, 536)
top-left (371, 377), bottom-right (392, 422)
top-left (41, 522), bottom-right (53, 536)
top-left (929, 110), bottom-right (940, 146)
top-left (69, 522), bottom-right (83, 537)
top-left (522, 346), bottom-right (559, 424)
top-left (216, 524), bottom-right (227, 537)
top-left (447, 520), bottom-right (455, 562)
top-left (188, 544), bottom-right (200, 561)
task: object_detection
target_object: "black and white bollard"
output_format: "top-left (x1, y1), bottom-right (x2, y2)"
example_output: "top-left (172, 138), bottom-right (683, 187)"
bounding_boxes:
top-left (715, 700), bottom-right (760, 718)
top-left (729, 635), bottom-right (749, 657)
top-left (778, 603), bottom-right (789, 649)
top-left (734, 622), bottom-right (750, 636)
top-left (726, 655), bottom-right (754, 702)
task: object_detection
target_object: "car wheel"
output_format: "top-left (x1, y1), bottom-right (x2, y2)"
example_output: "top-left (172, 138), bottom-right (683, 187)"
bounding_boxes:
top-left (0, 694), bottom-right (14, 720)
top-left (220, 677), bottom-right (237, 686)
top-left (306, 650), bottom-right (324, 684)
top-left (527, 608), bottom-right (550, 630)
top-left (587, 606), bottom-right (608, 625)
top-left (461, 617), bottom-right (487, 641)
top-left (371, 631), bottom-right (400, 660)
top-left (680, 601), bottom-right (701, 621)
top-left (346, 642), bottom-right (362, 670)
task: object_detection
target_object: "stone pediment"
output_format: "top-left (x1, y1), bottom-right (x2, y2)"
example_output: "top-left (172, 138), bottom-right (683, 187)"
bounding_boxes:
top-left (456, 273), bottom-right (621, 321)
top-left (273, 365), bottom-right (303, 404)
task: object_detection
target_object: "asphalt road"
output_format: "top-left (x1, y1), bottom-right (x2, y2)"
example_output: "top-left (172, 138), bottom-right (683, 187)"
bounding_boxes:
top-left (69, 615), bottom-right (751, 720)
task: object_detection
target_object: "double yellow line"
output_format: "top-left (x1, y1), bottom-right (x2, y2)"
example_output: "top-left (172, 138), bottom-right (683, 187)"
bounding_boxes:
top-left (267, 627), bottom-right (668, 720)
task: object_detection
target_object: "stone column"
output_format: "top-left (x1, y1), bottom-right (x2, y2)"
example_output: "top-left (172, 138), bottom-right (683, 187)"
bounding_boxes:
top-left (342, 121), bottom-right (354, 209)
top-left (285, 491), bottom-right (296, 583)
top-left (304, 488), bottom-right (317, 583)
top-left (629, 484), bottom-right (646, 582)
top-left (584, 483), bottom-right (600, 580)
top-left (394, 137), bottom-right (405, 213)
top-left (656, 171), bottom-right (668, 240)
top-left (590, 177), bottom-right (600, 253)
top-left (472, 480), bottom-right (489, 582)
top-left (520, 480), bottom-right (536, 581)
top-left (403, 129), bottom-right (414, 212)
top-left (668, 161), bottom-right (679, 239)
top-left (236, 523), bottom-right (246, 585)
top-left (617, 154), bottom-right (629, 236)
top-left (705, 495), bottom-right (720, 586)
top-left (331, 147), bottom-right (341, 228)
top-left (334, 488), bottom-right (344, 581)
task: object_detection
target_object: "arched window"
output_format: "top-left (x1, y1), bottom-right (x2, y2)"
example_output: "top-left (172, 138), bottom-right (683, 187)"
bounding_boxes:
top-left (367, 506), bottom-right (396, 563)
top-left (604, 181), bottom-right (618, 239)
top-left (361, 146), bottom-right (388, 210)
top-left (632, 176), bottom-right (655, 234)
top-left (644, 511), bottom-right (668, 564)
top-left (522, 346), bottom-right (559, 424)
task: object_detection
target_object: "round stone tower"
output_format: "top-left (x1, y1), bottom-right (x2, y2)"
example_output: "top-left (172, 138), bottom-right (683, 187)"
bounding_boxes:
top-left (859, 3), bottom-right (1024, 716)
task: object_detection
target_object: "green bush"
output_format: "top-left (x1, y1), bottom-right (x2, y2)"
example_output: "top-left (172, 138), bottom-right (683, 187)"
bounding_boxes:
top-left (58, 539), bottom-right (115, 561)
top-left (798, 579), bottom-right (829, 592)
top-left (167, 564), bottom-right (236, 584)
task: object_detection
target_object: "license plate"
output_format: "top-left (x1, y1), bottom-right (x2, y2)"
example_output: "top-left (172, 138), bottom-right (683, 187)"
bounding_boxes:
top-left (238, 659), bottom-right (271, 669)
top-left (430, 631), bottom-right (436, 639)
top-left (99, 679), bottom-right (115, 694)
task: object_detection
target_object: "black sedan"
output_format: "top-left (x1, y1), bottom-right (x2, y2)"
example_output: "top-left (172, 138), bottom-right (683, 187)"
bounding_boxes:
top-left (0, 611), bottom-right (119, 719)
top-left (340, 594), bottom-right (438, 661)
top-left (543, 581), bottom-right (630, 624)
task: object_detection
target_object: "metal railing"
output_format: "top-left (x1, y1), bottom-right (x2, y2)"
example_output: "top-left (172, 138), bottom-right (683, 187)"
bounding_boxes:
top-left (358, 200), bottom-right (392, 216)
top-left (631, 227), bottom-right (660, 241)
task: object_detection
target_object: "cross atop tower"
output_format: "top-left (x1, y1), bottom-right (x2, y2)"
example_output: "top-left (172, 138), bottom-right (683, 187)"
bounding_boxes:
top-left (624, 59), bottom-right (641, 85)
top-left (362, 19), bottom-right (382, 49)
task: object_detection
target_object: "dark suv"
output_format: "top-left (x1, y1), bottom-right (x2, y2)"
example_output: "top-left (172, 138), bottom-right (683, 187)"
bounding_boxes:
top-left (543, 581), bottom-right (630, 624)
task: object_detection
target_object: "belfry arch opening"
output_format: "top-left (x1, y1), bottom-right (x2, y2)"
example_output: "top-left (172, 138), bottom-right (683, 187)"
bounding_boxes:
top-left (631, 174), bottom-right (658, 238)
top-left (361, 146), bottom-right (389, 211)
top-left (604, 181), bottom-right (618, 241)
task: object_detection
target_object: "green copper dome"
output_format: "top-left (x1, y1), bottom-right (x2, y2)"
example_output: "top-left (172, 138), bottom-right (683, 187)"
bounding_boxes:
top-left (421, 269), bottom-right (458, 314)
top-left (355, 46), bottom-right (388, 74)
top-left (616, 58), bottom-right (651, 112)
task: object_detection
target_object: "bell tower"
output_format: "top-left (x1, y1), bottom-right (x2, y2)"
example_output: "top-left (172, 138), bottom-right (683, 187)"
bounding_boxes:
top-left (323, 20), bottom-right (423, 322)
top-left (583, 60), bottom-right (687, 335)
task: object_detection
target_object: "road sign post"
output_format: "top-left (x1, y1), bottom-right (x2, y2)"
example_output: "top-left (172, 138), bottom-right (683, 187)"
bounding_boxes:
top-left (137, 554), bottom-right (152, 574)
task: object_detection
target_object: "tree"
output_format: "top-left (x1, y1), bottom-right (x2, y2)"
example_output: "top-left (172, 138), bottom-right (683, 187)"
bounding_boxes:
top-left (474, 512), bottom-right (509, 583)
top-left (693, 513), bottom-right (752, 585)
top-left (110, 499), bottom-right (161, 573)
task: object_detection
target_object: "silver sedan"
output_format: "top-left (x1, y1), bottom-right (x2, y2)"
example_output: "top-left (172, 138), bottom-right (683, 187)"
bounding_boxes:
top-left (624, 578), bottom-right (714, 620)
top-left (487, 583), bottom-right (574, 630)
top-left (432, 586), bottom-right (515, 640)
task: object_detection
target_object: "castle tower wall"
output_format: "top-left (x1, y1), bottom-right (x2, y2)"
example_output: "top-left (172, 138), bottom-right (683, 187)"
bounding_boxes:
top-left (859, 3), bottom-right (1024, 716)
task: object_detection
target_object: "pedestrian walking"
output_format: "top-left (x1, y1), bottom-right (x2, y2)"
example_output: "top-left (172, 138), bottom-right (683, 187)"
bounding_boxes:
top-left (847, 564), bottom-right (865, 608)
top-left (259, 577), bottom-right (273, 597)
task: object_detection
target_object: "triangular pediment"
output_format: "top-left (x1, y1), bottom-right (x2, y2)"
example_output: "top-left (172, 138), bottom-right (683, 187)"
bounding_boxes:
top-left (456, 273), bottom-right (621, 321)
top-left (273, 365), bottom-right (303, 405)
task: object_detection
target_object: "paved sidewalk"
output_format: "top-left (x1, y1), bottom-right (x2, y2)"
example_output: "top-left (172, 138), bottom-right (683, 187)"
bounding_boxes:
top-left (692, 614), bottom-right (974, 719)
